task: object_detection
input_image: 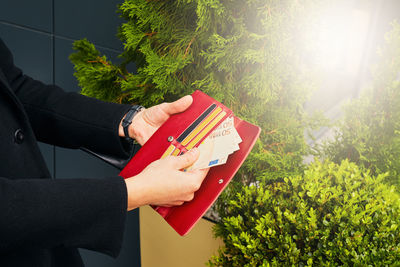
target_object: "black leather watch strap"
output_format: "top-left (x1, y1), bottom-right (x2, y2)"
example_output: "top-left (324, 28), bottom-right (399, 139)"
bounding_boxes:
top-left (122, 105), bottom-right (144, 139)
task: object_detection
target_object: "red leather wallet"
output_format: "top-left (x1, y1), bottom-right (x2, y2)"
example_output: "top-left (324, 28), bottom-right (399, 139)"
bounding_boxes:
top-left (119, 90), bottom-right (260, 235)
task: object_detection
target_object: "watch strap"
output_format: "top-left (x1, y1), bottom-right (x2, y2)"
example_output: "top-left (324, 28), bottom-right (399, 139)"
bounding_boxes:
top-left (122, 105), bottom-right (144, 139)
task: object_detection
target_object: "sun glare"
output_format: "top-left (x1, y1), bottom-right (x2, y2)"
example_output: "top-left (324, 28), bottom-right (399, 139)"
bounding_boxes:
top-left (313, 7), bottom-right (370, 74)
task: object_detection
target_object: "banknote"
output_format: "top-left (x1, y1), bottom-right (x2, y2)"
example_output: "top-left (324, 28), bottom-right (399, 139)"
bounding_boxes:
top-left (189, 137), bottom-right (214, 170)
top-left (192, 116), bottom-right (241, 169)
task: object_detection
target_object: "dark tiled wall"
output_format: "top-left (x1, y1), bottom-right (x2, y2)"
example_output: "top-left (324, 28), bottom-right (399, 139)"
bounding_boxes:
top-left (0, 1), bottom-right (140, 267)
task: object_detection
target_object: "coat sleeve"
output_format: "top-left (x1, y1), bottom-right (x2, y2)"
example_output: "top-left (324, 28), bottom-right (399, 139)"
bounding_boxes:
top-left (0, 175), bottom-right (127, 257)
top-left (0, 38), bottom-right (133, 161)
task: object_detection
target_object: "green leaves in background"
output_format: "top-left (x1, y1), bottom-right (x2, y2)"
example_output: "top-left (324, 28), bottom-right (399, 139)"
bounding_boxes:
top-left (70, 0), bottom-right (320, 187)
top-left (210, 160), bottom-right (400, 266)
top-left (70, 0), bottom-right (400, 265)
top-left (320, 22), bottom-right (400, 187)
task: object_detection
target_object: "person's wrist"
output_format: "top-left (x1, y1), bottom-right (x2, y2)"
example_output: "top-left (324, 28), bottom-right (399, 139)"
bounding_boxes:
top-left (125, 174), bottom-right (149, 211)
top-left (119, 105), bottom-right (144, 140)
top-left (119, 106), bottom-right (144, 139)
top-left (128, 110), bottom-right (145, 142)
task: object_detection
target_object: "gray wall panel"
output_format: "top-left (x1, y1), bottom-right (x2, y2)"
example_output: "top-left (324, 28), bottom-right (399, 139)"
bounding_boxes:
top-left (0, 24), bottom-right (53, 84)
top-left (0, 0), bottom-right (52, 32)
top-left (54, 0), bottom-right (124, 50)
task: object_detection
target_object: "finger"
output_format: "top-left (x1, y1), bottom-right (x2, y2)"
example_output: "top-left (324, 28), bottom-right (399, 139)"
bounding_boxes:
top-left (189, 168), bottom-right (210, 185)
top-left (172, 147), bottom-right (200, 169)
top-left (162, 95), bottom-right (193, 115)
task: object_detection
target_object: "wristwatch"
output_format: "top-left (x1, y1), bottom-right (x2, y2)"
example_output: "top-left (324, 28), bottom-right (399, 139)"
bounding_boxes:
top-left (122, 105), bottom-right (144, 140)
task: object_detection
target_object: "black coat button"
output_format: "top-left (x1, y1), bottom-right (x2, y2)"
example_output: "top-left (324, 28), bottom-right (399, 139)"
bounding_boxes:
top-left (14, 129), bottom-right (25, 144)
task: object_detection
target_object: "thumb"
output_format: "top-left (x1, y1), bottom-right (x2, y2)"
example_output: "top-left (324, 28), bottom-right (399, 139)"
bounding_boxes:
top-left (172, 148), bottom-right (200, 169)
top-left (163, 95), bottom-right (193, 115)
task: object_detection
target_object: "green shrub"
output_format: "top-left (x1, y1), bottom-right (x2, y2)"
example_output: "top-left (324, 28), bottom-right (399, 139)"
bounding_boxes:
top-left (69, 1), bottom-right (400, 266)
top-left (70, 0), bottom-right (325, 188)
top-left (210, 160), bottom-right (400, 266)
top-left (320, 22), bottom-right (400, 187)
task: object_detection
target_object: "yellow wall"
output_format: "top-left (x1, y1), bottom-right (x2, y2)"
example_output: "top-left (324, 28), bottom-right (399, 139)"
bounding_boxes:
top-left (140, 206), bottom-right (223, 267)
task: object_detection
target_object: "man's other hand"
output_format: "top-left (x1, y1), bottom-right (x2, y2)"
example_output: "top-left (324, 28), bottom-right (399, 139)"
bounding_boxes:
top-left (124, 148), bottom-right (209, 210)
top-left (119, 95), bottom-right (193, 145)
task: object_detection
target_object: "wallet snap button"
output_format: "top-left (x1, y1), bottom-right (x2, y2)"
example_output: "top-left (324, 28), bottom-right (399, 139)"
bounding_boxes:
top-left (168, 136), bottom-right (174, 142)
top-left (218, 179), bottom-right (224, 184)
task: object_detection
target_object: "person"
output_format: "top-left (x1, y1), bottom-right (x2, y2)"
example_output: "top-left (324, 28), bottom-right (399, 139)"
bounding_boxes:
top-left (0, 38), bottom-right (208, 267)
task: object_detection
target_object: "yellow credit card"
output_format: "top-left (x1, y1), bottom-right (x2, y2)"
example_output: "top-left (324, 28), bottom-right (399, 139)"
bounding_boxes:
top-left (186, 111), bottom-right (227, 150)
top-left (159, 105), bottom-right (226, 159)
top-left (171, 148), bottom-right (181, 156)
top-left (161, 144), bottom-right (176, 159)
top-left (181, 107), bottom-right (223, 146)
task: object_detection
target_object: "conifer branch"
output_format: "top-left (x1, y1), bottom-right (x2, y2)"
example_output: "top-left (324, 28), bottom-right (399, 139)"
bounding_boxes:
top-left (87, 57), bottom-right (111, 67)
top-left (183, 35), bottom-right (196, 58)
top-left (145, 32), bottom-right (157, 37)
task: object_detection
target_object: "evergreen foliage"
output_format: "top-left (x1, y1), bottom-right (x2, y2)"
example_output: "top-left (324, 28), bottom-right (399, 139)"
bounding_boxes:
top-left (69, 1), bottom-right (400, 265)
top-left (320, 22), bottom-right (400, 187)
top-left (210, 160), bottom-right (400, 266)
top-left (70, 0), bottom-right (321, 188)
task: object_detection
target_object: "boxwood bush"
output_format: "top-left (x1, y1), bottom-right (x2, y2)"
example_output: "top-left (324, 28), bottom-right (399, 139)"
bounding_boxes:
top-left (209, 160), bottom-right (400, 266)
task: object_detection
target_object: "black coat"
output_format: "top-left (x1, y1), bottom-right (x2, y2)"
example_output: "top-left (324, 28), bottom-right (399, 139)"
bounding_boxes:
top-left (0, 38), bottom-right (133, 266)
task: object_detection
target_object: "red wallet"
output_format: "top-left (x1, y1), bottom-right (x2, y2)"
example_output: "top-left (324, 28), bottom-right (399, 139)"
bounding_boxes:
top-left (119, 90), bottom-right (260, 235)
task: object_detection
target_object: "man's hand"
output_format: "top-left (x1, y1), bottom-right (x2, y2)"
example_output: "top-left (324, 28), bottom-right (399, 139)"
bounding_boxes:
top-left (119, 95), bottom-right (193, 145)
top-left (124, 148), bottom-right (209, 210)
